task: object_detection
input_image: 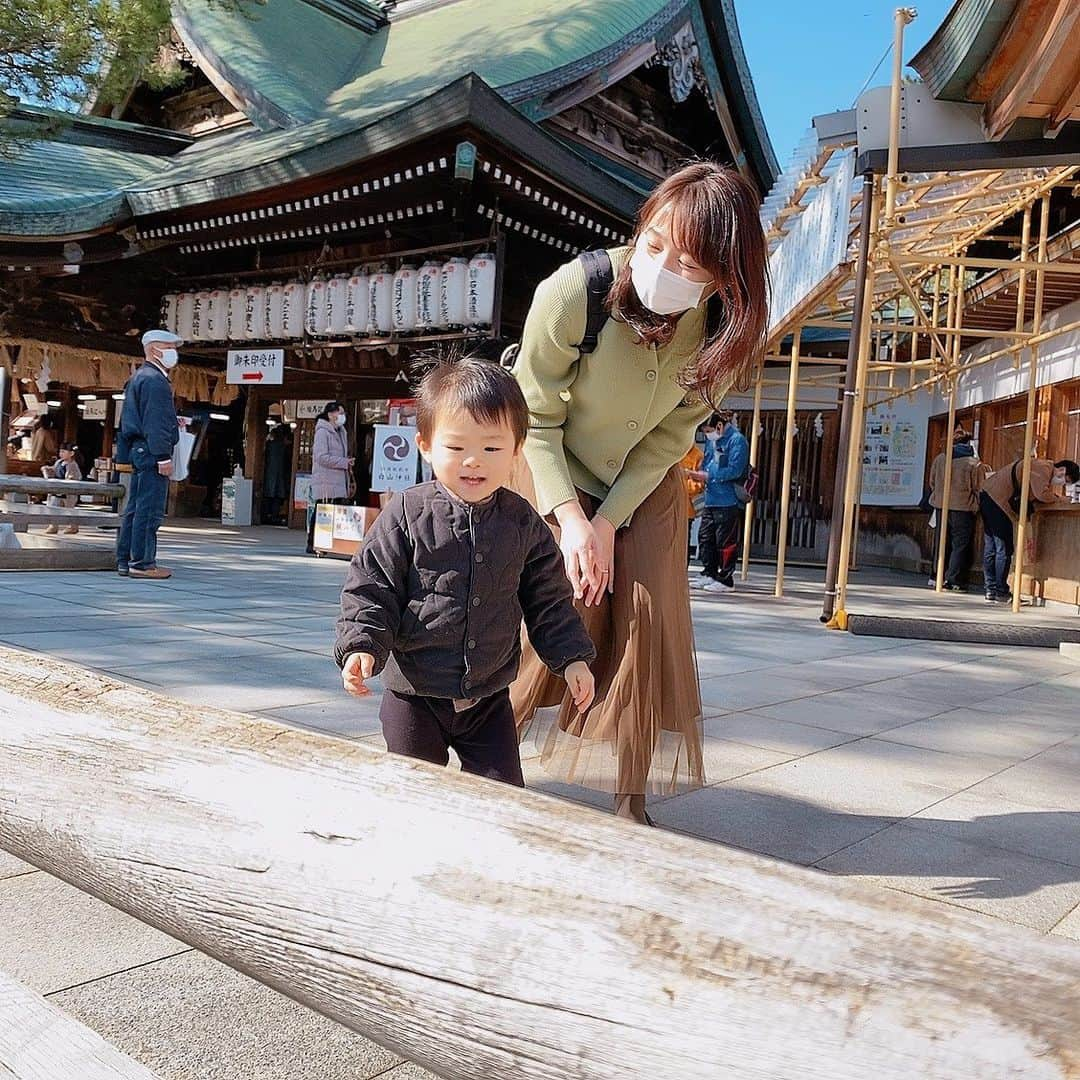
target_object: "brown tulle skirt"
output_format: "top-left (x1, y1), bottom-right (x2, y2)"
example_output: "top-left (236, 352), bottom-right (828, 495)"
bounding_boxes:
top-left (510, 464), bottom-right (705, 796)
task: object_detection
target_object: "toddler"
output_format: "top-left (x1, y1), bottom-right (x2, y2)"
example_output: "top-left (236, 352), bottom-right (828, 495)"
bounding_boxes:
top-left (335, 357), bottom-right (595, 786)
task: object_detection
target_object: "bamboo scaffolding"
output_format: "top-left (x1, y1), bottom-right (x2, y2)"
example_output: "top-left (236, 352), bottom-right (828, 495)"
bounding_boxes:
top-left (933, 261), bottom-right (965, 593)
top-left (1011, 194), bottom-right (1052, 614)
top-left (1011, 204), bottom-right (1033, 370)
top-left (774, 330), bottom-right (802, 597)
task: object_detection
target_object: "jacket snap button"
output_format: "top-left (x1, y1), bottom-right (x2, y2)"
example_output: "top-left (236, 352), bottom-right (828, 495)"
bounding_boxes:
top-left (475, 553), bottom-right (484, 563)
top-left (627, 420), bottom-right (639, 431)
top-left (463, 680), bottom-right (472, 690)
top-left (467, 639), bottom-right (476, 649)
top-left (472, 596), bottom-right (481, 607)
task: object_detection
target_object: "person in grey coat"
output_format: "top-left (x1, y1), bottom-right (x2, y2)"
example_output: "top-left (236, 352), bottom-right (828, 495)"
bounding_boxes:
top-left (306, 401), bottom-right (354, 553)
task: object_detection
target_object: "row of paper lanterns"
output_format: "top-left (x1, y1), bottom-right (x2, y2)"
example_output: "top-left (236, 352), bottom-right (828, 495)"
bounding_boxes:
top-left (162, 253), bottom-right (497, 342)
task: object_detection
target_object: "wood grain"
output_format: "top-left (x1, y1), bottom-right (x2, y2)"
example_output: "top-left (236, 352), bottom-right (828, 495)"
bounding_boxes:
top-left (2, 645), bottom-right (1080, 1079)
top-left (0, 968), bottom-right (159, 1079)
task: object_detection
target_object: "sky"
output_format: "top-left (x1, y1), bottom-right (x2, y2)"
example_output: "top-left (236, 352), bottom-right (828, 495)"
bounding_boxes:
top-left (736, 0), bottom-right (956, 171)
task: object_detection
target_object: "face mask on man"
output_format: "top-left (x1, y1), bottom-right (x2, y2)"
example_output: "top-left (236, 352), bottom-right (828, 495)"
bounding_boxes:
top-left (158, 348), bottom-right (179, 370)
top-left (629, 237), bottom-right (710, 316)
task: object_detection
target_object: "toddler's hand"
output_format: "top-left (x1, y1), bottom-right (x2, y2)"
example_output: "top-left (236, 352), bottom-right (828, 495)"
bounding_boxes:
top-left (564, 661), bottom-right (595, 714)
top-left (342, 652), bottom-right (376, 697)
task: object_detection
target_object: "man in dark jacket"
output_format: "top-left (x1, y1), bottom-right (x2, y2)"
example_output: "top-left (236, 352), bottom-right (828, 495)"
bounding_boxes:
top-left (115, 330), bottom-right (181, 579)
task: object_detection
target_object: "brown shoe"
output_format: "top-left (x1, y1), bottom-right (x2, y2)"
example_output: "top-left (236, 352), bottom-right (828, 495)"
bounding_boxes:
top-left (129, 567), bottom-right (172, 580)
top-left (44, 524), bottom-right (58, 535)
top-left (63, 525), bottom-right (79, 535)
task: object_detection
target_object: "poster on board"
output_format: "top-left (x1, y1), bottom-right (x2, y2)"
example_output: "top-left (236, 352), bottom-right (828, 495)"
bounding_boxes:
top-left (370, 424), bottom-right (419, 493)
top-left (859, 393), bottom-right (932, 506)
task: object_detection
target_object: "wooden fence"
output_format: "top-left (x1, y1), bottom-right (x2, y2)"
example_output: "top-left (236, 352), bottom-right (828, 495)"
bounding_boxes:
top-left (2, 645), bottom-right (1080, 1079)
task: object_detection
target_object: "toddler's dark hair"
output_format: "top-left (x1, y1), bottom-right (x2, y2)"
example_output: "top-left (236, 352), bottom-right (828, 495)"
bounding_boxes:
top-left (415, 356), bottom-right (529, 447)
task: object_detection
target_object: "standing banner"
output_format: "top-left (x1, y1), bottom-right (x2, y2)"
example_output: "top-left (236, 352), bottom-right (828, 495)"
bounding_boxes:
top-left (859, 392), bottom-right (932, 506)
top-left (371, 424), bottom-right (419, 493)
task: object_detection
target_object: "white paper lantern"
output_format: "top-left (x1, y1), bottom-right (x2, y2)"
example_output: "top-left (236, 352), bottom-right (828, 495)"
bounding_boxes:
top-left (440, 257), bottom-right (469, 327)
top-left (369, 265), bottom-right (393, 335)
top-left (416, 261), bottom-right (443, 330)
top-left (227, 288), bottom-right (246, 340)
top-left (345, 267), bottom-right (370, 334)
top-left (305, 275), bottom-right (330, 336)
top-left (161, 294), bottom-right (179, 334)
top-left (265, 283), bottom-right (285, 339)
top-left (282, 281), bottom-right (306, 338)
top-left (206, 289), bottom-right (229, 340)
top-left (175, 292), bottom-right (195, 340)
top-left (189, 291), bottom-right (210, 341)
top-left (327, 274), bottom-right (350, 335)
top-left (392, 264), bottom-right (418, 333)
top-left (244, 285), bottom-right (267, 340)
top-left (466, 252), bottom-right (497, 327)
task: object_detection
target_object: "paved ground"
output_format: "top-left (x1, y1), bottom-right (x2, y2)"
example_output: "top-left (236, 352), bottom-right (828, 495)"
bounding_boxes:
top-left (2, 519), bottom-right (1079, 1078)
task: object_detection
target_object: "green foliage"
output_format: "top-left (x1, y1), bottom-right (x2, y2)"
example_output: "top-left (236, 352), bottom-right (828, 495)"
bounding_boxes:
top-left (0, 0), bottom-right (254, 121)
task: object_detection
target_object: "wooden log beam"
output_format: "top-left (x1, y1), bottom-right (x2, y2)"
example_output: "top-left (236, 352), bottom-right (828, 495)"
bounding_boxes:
top-left (0, 476), bottom-right (124, 499)
top-left (0, 968), bottom-right (160, 1079)
top-left (3, 647), bottom-right (1080, 1080)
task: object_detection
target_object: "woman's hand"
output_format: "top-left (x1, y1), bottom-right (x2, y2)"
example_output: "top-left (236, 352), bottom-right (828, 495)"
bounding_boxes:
top-left (554, 501), bottom-right (603, 604)
top-left (588, 514), bottom-right (616, 605)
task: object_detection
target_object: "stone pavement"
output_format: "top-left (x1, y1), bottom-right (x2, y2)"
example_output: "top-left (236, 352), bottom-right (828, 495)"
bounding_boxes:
top-left (2, 520), bottom-right (1079, 1078)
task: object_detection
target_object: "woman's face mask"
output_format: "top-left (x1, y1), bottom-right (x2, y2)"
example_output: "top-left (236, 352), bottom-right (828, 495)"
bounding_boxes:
top-left (333, 413), bottom-right (347, 428)
top-left (705, 431), bottom-right (720, 443)
top-left (629, 236), bottom-right (711, 316)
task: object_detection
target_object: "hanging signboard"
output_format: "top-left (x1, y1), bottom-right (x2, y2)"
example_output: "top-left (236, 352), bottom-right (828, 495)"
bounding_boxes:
top-left (767, 151), bottom-right (855, 335)
top-left (859, 392), bottom-right (932, 507)
top-left (226, 348), bottom-right (284, 385)
top-left (296, 400), bottom-right (327, 420)
top-left (82, 399), bottom-right (107, 420)
top-left (370, 424), bottom-right (419, 493)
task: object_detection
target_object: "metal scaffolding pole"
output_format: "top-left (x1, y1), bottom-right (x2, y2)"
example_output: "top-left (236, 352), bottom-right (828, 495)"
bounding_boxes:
top-left (740, 370), bottom-right (764, 582)
top-left (1011, 194), bottom-right (1052, 614)
top-left (821, 173), bottom-right (876, 623)
top-left (774, 330), bottom-right (802, 597)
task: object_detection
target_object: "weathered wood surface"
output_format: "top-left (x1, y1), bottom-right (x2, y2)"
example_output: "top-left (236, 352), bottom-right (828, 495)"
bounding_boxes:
top-left (0, 475), bottom-right (124, 498)
top-left (0, 502), bottom-right (120, 527)
top-left (0, 968), bottom-right (160, 1079)
top-left (2, 645), bottom-right (1080, 1080)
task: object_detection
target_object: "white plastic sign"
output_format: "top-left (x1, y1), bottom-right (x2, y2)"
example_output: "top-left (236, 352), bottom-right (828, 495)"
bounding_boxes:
top-left (370, 424), bottom-right (419, 493)
top-left (227, 348), bottom-right (284, 385)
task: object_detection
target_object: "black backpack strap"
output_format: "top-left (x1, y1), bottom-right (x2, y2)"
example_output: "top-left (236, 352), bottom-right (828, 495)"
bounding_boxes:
top-left (576, 249), bottom-right (614, 356)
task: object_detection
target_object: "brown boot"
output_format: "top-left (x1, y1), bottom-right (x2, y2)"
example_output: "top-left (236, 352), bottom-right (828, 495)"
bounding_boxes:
top-left (614, 793), bottom-right (654, 826)
top-left (129, 567), bottom-right (172, 580)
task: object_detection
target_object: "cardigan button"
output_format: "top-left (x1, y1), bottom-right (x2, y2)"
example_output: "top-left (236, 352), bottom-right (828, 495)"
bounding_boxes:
top-left (646, 370), bottom-right (657, 381)
top-left (606, 459), bottom-right (617, 469)
top-left (627, 420), bottom-right (639, 431)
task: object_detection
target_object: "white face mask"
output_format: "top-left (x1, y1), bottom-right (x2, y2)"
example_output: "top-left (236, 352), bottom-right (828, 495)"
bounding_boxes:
top-left (333, 413), bottom-right (347, 428)
top-left (158, 348), bottom-right (179, 370)
top-left (705, 431), bottom-right (720, 443)
top-left (629, 238), bottom-right (710, 316)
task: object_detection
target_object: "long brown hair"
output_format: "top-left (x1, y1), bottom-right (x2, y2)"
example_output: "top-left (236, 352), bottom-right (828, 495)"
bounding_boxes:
top-left (608, 162), bottom-right (768, 404)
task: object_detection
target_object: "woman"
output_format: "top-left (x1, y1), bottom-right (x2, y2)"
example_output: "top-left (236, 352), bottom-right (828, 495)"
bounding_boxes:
top-left (307, 401), bottom-right (354, 554)
top-left (262, 422), bottom-right (293, 525)
top-left (510, 162), bottom-right (768, 823)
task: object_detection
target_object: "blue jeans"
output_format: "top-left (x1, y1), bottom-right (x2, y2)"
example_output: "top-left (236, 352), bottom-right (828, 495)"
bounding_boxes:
top-left (117, 451), bottom-right (170, 570)
top-left (979, 491), bottom-right (1014, 596)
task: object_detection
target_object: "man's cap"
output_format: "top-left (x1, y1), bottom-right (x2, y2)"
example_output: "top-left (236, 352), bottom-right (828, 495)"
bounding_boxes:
top-left (141, 329), bottom-right (183, 347)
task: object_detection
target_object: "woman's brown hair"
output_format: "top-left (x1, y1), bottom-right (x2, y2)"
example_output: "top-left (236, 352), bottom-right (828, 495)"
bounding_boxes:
top-left (608, 161), bottom-right (769, 405)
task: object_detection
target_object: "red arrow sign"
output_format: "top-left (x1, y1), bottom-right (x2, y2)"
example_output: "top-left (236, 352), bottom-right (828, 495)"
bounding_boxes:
top-left (241, 372), bottom-right (264, 381)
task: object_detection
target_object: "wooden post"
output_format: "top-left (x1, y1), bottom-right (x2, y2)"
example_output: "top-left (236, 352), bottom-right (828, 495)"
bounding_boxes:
top-left (774, 330), bottom-right (801, 597)
top-left (740, 370), bottom-right (763, 583)
top-left (1011, 205), bottom-right (1033, 370)
top-left (4, 649), bottom-right (1080, 1079)
top-left (1012, 195), bottom-right (1051, 613)
top-left (0, 968), bottom-right (160, 1079)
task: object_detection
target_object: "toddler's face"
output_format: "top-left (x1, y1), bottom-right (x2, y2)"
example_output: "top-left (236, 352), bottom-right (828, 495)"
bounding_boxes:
top-left (418, 408), bottom-right (520, 503)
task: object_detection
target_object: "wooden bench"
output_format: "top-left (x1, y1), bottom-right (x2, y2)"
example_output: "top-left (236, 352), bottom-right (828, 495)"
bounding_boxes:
top-left (0, 967), bottom-right (159, 1078)
top-left (0, 475), bottom-right (126, 570)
